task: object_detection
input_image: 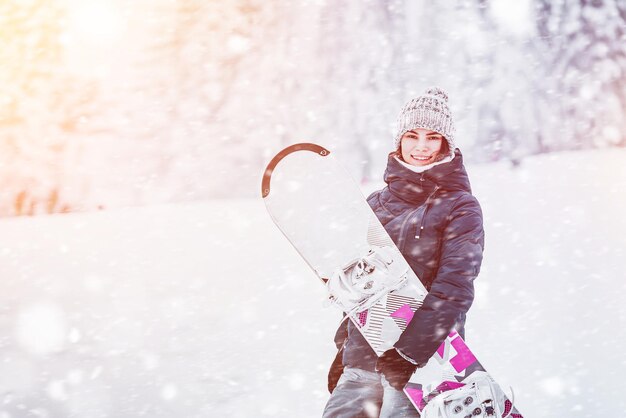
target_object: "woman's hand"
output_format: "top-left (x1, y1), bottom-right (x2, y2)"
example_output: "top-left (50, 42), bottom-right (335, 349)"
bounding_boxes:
top-left (375, 348), bottom-right (418, 391)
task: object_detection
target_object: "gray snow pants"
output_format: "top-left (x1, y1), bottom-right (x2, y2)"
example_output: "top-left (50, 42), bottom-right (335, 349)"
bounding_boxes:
top-left (322, 367), bottom-right (420, 418)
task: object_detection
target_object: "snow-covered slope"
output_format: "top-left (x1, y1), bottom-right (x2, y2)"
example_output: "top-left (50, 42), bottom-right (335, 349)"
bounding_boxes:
top-left (0, 148), bottom-right (624, 417)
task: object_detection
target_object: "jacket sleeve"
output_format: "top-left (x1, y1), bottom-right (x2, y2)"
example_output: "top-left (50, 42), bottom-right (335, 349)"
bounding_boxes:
top-left (333, 316), bottom-right (348, 349)
top-left (393, 194), bottom-right (485, 365)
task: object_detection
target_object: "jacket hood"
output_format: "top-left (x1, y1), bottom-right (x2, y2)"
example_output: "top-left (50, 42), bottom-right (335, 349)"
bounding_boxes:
top-left (383, 149), bottom-right (472, 203)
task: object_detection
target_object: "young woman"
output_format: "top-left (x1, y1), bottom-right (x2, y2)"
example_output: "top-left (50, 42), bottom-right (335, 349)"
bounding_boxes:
top-left (323, 87), bottom-right (485, 418)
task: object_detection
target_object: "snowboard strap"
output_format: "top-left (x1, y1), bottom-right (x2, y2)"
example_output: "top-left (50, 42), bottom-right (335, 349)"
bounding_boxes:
top-left (326, 246), bottom-right (409, 314)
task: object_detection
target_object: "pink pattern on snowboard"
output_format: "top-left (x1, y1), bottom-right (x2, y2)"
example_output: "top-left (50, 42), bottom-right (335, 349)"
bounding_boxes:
top-left (390, 304), bottom-right (414, 323)
top-left (357, 310), bottom-right (368, 327)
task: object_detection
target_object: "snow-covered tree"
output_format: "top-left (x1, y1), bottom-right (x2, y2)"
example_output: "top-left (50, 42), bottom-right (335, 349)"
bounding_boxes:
top-left (0, 0), bottom-right (97, 216)
top-left (533, 0), bottom-right (626, 151)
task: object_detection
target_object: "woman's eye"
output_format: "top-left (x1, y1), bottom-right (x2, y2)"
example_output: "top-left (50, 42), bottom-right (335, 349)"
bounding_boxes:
top-left (429, 136), bottom-right (442, 141)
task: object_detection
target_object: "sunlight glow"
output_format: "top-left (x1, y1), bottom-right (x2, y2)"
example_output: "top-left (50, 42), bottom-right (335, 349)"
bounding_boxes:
top-left (64, 1), bottom-right (123, 46)
top-left (60, 0), bottom-right (127, 76)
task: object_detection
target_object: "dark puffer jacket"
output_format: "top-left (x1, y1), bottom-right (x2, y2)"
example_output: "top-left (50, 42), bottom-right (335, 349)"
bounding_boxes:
top-left (337, 149), bottom-right (485, 371)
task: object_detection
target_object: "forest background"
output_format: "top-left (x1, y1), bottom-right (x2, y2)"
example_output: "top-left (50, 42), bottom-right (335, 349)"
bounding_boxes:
top-left (1, 0), bottom-right (625, 217)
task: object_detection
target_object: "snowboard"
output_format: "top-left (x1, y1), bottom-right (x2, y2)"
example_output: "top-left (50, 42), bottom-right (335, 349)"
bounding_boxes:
top-left (262, 143), bottom-right (522, 417)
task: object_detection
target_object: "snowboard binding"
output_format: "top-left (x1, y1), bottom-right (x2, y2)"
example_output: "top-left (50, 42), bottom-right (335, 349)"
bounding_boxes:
top-left (326, 245), bottom-right (409, 314)
top-left (421, 373), bottom-right (516, 418)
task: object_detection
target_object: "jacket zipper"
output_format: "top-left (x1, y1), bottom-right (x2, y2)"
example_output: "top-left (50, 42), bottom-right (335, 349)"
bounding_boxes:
top-left (414, 185), bottom-right (440, 240)
top-left (396, 206), bottom-right (421, 253)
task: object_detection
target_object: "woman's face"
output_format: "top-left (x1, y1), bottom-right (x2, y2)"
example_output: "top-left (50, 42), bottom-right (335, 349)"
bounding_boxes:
top-left (400, 128), bottom-right (444, 167)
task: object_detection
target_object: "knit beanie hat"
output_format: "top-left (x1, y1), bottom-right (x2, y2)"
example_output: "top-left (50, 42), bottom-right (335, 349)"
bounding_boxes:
top-left (393, 86), bottom-right (456, 158)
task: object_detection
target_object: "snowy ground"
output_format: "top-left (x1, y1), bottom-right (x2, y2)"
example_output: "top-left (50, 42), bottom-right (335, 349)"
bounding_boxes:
top-left (0, 148), bottom-right (625, 417)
